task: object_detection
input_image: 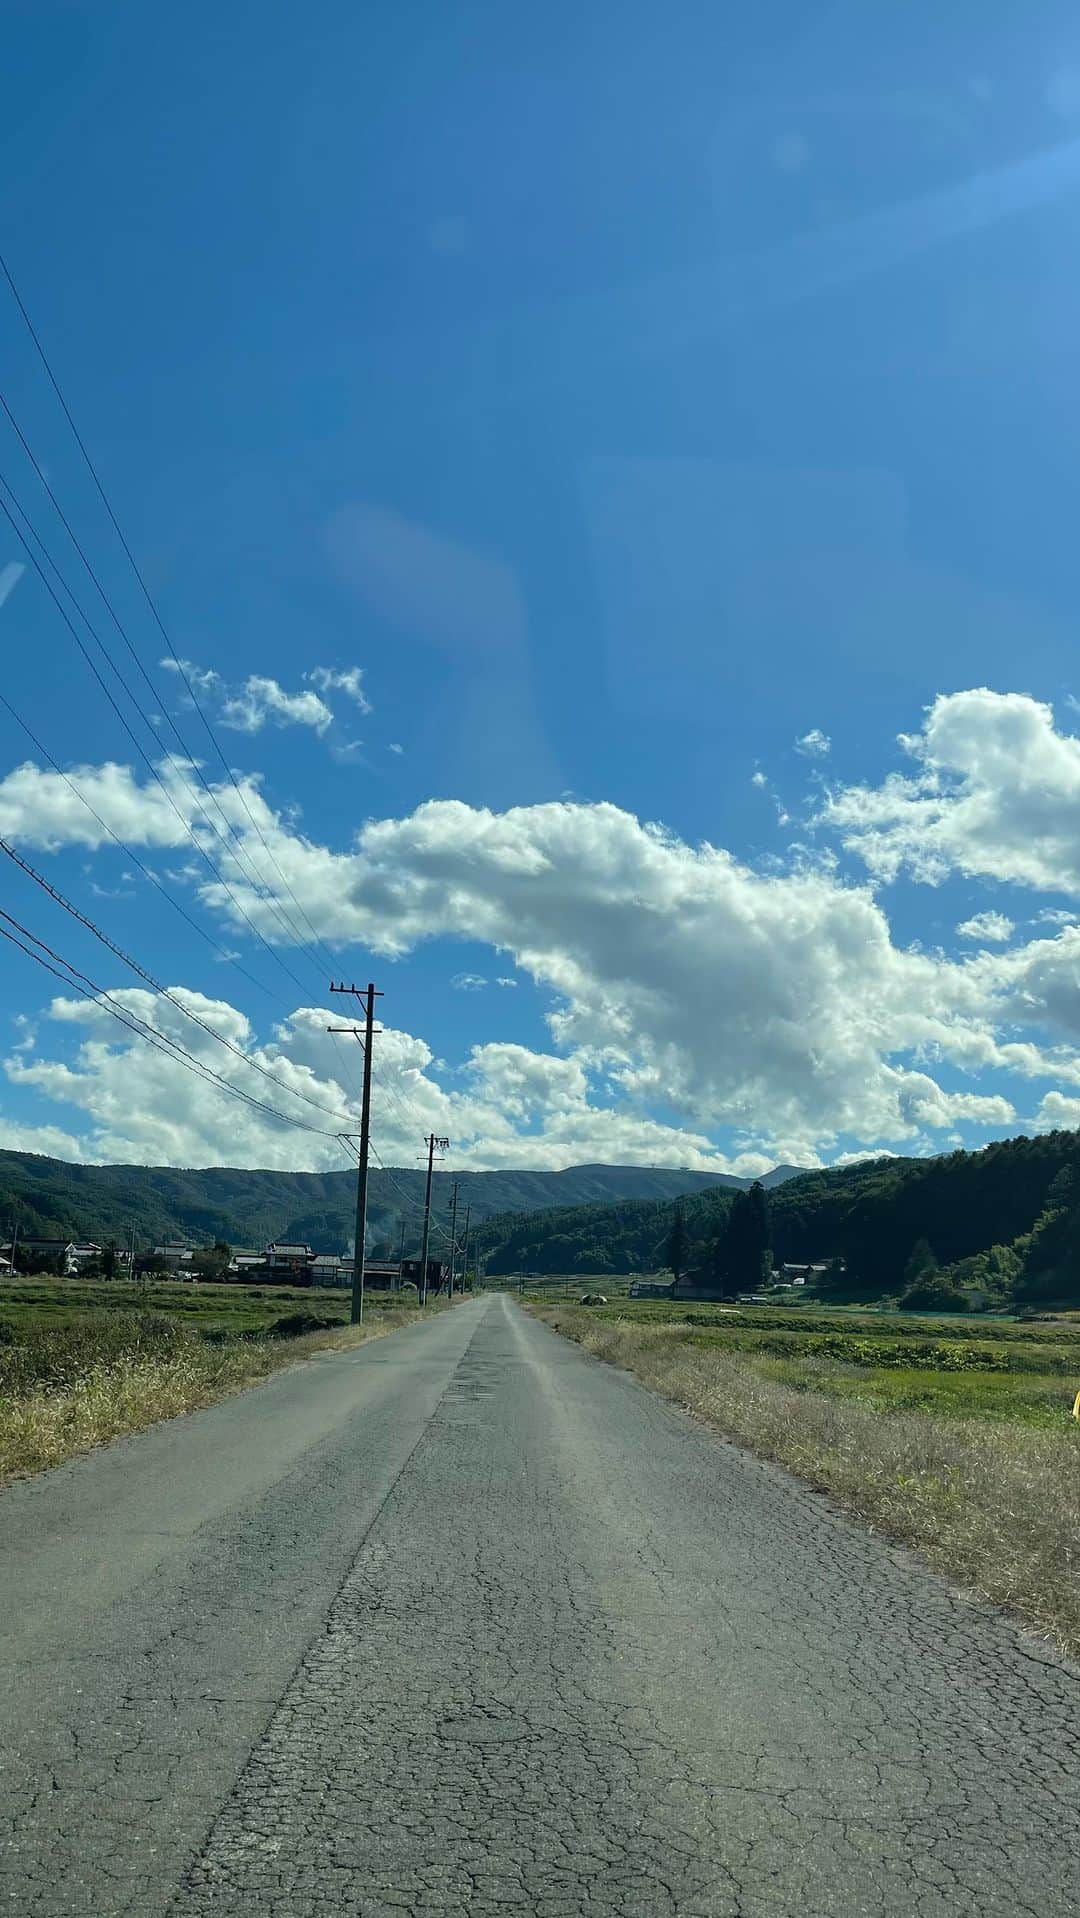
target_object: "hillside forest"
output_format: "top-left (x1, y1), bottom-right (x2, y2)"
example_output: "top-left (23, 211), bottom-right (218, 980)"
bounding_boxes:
top-left (475, 1130), bottom-right (1080, 1310)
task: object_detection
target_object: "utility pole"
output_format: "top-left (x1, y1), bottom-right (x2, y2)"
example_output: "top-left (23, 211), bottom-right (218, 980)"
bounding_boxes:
top-left (447, 1181), bottom-right (460, 1299)
top-left (419, 1134), bottom-right (449, 1306)
top-left (460, 1204), bottom-right (471, 1292)
top-left (128, 1221), bottom-right (136, 1282)
top-left (396, 1214), bottom-right (406, 1293)
top-left (329, 981), bottom-right (383, 1325)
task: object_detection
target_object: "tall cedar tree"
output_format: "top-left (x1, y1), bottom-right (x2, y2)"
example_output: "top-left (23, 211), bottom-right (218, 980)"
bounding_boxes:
top-left (718, 1182), bottom-right (771, 1289)
top-left (666, 1206), bottom-right (689, 1284)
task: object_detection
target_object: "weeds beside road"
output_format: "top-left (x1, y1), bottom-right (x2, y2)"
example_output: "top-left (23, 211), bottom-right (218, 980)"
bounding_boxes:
top-left (0, 1293), bottom-right (442, 1484)
top-left (533, 1302), bottom-right (1080, 1655)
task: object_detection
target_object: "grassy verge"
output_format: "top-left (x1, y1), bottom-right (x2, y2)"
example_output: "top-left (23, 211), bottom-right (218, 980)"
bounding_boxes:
top-left (534, 1305), bottom-right (1080, 1655)
top-left (0, 1303), bottom-right (436, 1485)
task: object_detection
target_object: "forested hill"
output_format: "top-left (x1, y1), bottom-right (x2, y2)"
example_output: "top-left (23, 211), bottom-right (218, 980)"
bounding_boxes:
top-left (0, 1152), bottom-right (750, 1254)
top-left (476, 1131), bottom-right (1080, 1305)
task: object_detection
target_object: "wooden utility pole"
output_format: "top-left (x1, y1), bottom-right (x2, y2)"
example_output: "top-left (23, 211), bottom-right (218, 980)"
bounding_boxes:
top-left (329, 981), bottom-right (382, 1325)
top-left (396, 1214), bottom-right (406, 1292)
top-left (447, 1181), bottom-right (460, 1299)
top-left (419, 1134), bottom-right (449, 1306)
top-left (460, 1204), bottom-right (471, 1291)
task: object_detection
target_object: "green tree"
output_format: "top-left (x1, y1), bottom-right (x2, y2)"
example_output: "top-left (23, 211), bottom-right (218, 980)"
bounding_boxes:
top-left (901, 1271), bottom-right (968, 1313)
top-left (100, 1239), bottom-right (119, 1280)
top-left (720, 1183), bottom-right (772, 1291)
top-left (903, 1237), bottom-right (938, 1288)
top-left (191, 1240), bottom-right (232, 1281)
top-left (666, 1206), bottom-right (689, 1284)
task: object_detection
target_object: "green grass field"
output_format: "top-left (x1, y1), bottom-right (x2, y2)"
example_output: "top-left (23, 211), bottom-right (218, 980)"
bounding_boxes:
top-left (0, 1276), bottom-right (411, 1336)
top-left (531, 1295), bottom-right (1080, 1425)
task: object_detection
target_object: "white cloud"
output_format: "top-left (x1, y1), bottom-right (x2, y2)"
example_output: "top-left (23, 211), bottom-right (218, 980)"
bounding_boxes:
top-left (751, 769), bottom-right (768, 788)
top-left (0, 1114), bottom-right (88, 1159)
top-left (956, 910), bottom-right (1015, 944)
top-left (796, 728), bottom-right (831, 758)
top-left (451, 973), bottom-right (487, 992)
top-left (388, 743), bottom-right (404, 756)
top-left (220, 676), bottom-right (334, 735)
top-left (7, 746), bottom-right (1079, 1166)
top-left (1035, 1090), bottom-right (1080, 1130)
top-left (0, 990), bottom-right (752, 1174)
top-left (159, 656), bottom-right (219, 693)
top-left (306, 665), bottom-right (372, 713)
top-left (825, 690), bottom-right (1080, 893)
top-left (496, 977), bottom-right (517, 988)
top-left (161, 657), bottom-right (370, 739)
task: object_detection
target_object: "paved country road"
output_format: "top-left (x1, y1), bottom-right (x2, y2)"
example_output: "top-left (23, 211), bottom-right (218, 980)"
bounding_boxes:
top-left (2, 1294), bottom-right (1078, 1916)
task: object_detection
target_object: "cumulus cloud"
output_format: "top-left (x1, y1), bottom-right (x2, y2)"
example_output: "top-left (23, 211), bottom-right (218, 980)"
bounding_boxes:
top-left (451, 973), bottom-right (487, 991)
top-left (825, 690), bottom-right (1080, 893)
top-left (796, 728), bottom-right (831, 757)
top-left (1036, 1090), bottom-right (1080, 1129)
top-left (10, 736), bottom-right (1080, 1163)
top-left (956, 910), bottom-right (1015, 944)
top-left (1, 990), bottom-right (750, 1174)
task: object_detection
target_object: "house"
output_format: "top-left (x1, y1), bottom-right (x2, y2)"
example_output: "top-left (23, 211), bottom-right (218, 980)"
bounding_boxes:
top-left (2, 1237), bottom-right (78, 1275)
top-left (310, 1254), bottom-right (350, 1285)
top-left (265, 1241), bottom-right (315, 1275)
top-left (670, 1265), bottom-right (732, 1302)
top-left (71, 1242), bottom-right (102, 1269)
top-left (629, 1280), bottom-right (675, 1299)
top-left (143, 1244), bottom-right (194, 1273)
top-left (400, 1257), bottom-right (445, 1291)
top-left (230, 1252), bottom-right (268, 1280)
top-left (778, 1262), bottom-right (832, 1286)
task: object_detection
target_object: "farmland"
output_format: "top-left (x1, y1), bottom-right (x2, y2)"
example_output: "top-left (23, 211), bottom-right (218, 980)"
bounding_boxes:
top-left (0, 1274), bottom-right (390, 1336)
top-left (532, 1296), bottom-right (1080, 1650)
top-left (0, 1277), bottom-right (439, 1484)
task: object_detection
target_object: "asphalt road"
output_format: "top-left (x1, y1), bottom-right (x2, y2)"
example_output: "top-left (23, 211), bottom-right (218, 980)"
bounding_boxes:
top-left (2, 1292), bottom-right (1078, 1916)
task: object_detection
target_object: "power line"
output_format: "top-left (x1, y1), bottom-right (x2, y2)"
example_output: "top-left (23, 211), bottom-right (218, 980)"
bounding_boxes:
top-left (0, 686), bottom-right (276, 999)
top-left (0, 470), bottom-right (314, 999)
top-left (0, 251), bottom-right (341, 983)
top-left (1, 385), bottom-right (339, 977)
top-left (0, 836), bottom-right (358, 1129)
top-left (0, 906), bottom-right (348, 1140)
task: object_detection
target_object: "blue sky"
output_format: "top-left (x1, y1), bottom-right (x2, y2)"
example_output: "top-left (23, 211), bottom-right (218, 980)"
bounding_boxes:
top-left (3, 1), bottom-right (1080, 1172)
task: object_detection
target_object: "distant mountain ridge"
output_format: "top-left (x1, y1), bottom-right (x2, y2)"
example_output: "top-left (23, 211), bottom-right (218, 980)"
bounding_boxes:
top-left (0, 1150), bottom-right (796, 1256)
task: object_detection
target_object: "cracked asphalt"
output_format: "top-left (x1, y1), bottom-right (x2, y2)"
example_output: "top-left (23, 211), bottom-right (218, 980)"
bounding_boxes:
top-left (2, 1293), bottom-right (1078, 1915)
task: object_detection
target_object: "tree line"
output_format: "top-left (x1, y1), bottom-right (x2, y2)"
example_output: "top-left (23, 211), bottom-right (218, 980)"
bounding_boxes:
top-left (478, 1130), bottom-right (1080, 1308)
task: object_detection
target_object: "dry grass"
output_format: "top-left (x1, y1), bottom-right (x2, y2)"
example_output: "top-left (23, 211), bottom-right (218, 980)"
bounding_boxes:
top-left (537, 1308), bottom-right (1080, 1655)
top-left (0, 1306), bottom-right (428, 1485)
